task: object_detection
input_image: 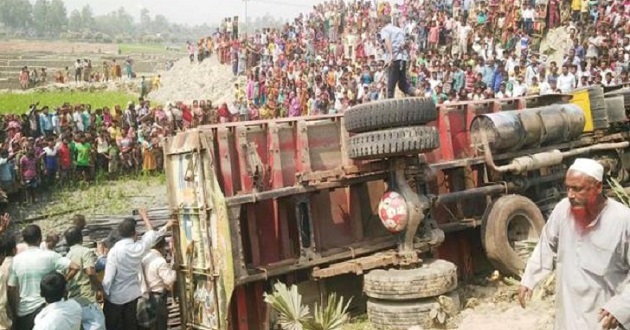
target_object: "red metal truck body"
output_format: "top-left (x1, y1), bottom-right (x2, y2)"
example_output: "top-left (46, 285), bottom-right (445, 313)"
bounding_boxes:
top-left (163, 93), bottom-right (628, 330)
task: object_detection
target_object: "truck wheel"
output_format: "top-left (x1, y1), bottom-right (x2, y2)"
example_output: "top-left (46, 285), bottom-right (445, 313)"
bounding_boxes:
top-left (481, 195), bottom-right (546, 277)
top-left (363, 259), bottom-right (457, 300)
top-left (344, 97), bottom-right (437, 133)
top-left (367, 292), bottom-right (460, 330)
top-left (347, 126), bottom-right (439, 160)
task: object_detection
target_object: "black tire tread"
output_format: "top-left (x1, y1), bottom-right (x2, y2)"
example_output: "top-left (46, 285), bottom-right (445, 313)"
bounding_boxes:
top-left (363, 259), bottom-right (457, 300)
top-left (366, 292), bottom-right (460, 330)
top-left (348, 126), bottom-right (439, 160)
top-left (367, 298), bottom-right (435, 330)
top-left (344, 97), bottom-right (437, 133)
top-left (481, 194), bottom-right (545, 277)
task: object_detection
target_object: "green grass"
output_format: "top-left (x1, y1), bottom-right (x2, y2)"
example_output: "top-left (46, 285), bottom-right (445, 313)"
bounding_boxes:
top-left (117, 43), bottom-right (183, 55)
top-left (0, 91), bottom-right (138, 113)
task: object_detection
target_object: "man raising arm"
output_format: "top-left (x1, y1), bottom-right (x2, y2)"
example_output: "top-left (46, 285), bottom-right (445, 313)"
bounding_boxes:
top-left (102, 208), bottom-right (173, 330)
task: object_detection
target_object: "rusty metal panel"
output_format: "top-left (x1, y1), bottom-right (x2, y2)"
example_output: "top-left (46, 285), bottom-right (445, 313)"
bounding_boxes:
top-left (311, 188), bottom-right (355, 251)
top-left (235, 125), bottom-right (269, 194)
top-left (295, 120), bottom-right (312, 175)
top-left (253, 201), bottom-right (283, 265)
top-left (306, 119), bottom-right (343, 172)
top-left (427, 107), bottom-right (454, 162)
top-left (275, 123), bottom-right (297, 187)
top-left (217, 127), bottom-right (240, 197)
top-left (164, 129), bottom-right (235, 330)
top-left (312, 251), bottom-right (398, 278)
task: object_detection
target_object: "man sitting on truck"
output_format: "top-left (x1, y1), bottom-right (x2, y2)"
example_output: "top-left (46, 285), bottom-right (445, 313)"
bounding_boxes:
top-left (519, 158), bottom-right (630, 329)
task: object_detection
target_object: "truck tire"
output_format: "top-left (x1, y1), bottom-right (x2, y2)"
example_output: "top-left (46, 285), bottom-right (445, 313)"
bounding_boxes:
top-left (344, 97), bottom-right (437, 133)
top-left (347, 126), bottom-right (439, 160)
top-left (367, 292), bottom-right (460, 330)
top-left (481, 195), bottom-right (546, 277)
top-left (363, 259), bottom-right (457, 300)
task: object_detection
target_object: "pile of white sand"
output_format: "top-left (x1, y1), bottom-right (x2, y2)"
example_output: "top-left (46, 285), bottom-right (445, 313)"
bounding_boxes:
top-left (149, 56), bottom-right (245, 105)
top-left (540, 25), bottom-right (575, 65)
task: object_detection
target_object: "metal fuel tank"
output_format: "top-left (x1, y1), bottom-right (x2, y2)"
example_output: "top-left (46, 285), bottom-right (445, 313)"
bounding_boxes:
top-left (470, 104), bottom-right (586, 152)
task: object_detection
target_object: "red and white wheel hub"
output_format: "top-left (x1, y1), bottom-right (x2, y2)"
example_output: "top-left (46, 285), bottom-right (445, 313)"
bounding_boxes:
top-left (378, 191), bottom-right (408, 233)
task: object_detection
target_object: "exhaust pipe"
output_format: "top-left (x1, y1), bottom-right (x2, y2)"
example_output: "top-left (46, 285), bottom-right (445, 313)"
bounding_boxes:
top-left (481, 133), bottom-right (629, 173)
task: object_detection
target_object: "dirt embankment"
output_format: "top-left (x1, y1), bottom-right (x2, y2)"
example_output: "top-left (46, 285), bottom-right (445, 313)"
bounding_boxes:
top-left (149, 56), bottom-right (244, 105)
top-left (456, 277), bottom-right (555, 330)
top-left (0, 40), bottom-right (118, 55)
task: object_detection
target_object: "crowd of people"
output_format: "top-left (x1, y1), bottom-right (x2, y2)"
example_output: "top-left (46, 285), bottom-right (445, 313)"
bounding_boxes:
top-left (190, 0), bottom-right (629, 119)
top-left (20, 57), bottom-right (166, 91)
top-left (0, 209), bottom-right (175, 330)
top-left (3, 0), bottom-right (629, 203)
top-left (0, 1), bottom-right (627, 329)
top-left (0, 98), bottom-right (178, 204)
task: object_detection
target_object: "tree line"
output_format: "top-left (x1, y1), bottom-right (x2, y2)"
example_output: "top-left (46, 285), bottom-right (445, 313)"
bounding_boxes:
top-left (0, 0), bottom-right (296, 44)
top-left (0, 0), bottom-right (215, 43)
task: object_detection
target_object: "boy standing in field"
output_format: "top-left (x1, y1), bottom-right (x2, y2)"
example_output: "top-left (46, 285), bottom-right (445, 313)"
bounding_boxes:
top-left (102, 61), bottom-right (110, 82)
top-left (71, 133), bottom-right (92, 182)
top-left (152, 75), bottom-right (161, 91)
top-left (18, 147), bottom-right (39, 204)
top-left (107, 144), bottom-right (120, 179)
top-left (57, 137), bottom-right (72, 186)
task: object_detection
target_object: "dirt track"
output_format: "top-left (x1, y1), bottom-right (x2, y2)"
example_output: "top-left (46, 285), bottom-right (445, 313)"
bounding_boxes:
top-left (0, 40), bottom-right (118, 54)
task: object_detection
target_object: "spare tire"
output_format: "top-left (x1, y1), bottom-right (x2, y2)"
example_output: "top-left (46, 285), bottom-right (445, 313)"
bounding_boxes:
top-left (367, 292), bottom-right (461, 330)
top-left (344, 97), bottom-right (437, 133)
top-left (347, 126), bottom-right (439, 160)
top-left (363, 259), bottom-right (457, 300)
top-left (481, 195), bottom-right (546, 277)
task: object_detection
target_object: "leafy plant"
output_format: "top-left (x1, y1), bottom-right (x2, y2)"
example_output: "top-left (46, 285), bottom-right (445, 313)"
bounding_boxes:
top-left (264, 282), bottom-right (353, 330)
top-left (303, 293), bottom-right (352, 330)
top-left (264, 282), bottom-right (310, 330)
top-left (609, 178), bottom-right (630, 207)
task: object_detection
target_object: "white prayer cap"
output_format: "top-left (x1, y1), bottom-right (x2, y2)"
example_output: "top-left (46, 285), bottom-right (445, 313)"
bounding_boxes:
top-left (568, 158), bottom-right (603, 182)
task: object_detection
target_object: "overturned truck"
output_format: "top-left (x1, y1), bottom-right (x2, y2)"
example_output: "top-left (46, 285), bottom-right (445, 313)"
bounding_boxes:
top-left (163, 86), bottom-right (630, 330)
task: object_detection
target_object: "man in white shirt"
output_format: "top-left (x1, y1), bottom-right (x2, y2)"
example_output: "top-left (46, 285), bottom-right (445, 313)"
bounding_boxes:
top-left (557, 65), bottom-right (577, 93)
top-left (511, 76), bottom-right (528, 97)
top-left (8, 225), bottom-right (79, 330)
top-left (522, 5), bottom-right (535, 34)
top-left (525, 58), bottom-right (539, 86)
top-left (33, 271), bottom-right (82, 330)
top-left (140, 235), bottom-right (176, 330)
top-left (102, 209), bottom-right (172, 330)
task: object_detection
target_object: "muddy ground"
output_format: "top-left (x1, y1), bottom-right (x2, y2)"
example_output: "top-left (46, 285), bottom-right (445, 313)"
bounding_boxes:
top-left (5, 174), bottom-right (167, 236)
top-left (343, 275), bottom-right (555, 330)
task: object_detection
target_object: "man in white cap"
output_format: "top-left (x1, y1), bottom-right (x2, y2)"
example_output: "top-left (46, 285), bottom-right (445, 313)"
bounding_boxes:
top-left (519, 158), bottom-right (630, 329)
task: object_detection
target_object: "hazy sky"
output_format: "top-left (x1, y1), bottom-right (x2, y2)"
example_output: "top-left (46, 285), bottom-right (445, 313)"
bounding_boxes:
top-left (62, 0), bottom-right (325, 26)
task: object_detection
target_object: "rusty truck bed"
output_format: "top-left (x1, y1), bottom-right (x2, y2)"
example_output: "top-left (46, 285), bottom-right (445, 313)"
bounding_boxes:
top-left (163, 93), bottom-right (627, 330)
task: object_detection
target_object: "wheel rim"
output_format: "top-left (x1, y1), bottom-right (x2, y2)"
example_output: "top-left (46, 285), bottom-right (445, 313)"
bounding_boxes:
top-left (507, 212), bottom-right (538, 260)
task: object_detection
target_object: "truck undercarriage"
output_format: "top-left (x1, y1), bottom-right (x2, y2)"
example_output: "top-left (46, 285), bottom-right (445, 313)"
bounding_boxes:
top-left (164, 86), bottom-right (630, 330)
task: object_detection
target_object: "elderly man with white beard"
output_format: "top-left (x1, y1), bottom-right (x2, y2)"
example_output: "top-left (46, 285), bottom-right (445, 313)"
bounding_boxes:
top-left (519, 158), bottom-right (630, 330)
